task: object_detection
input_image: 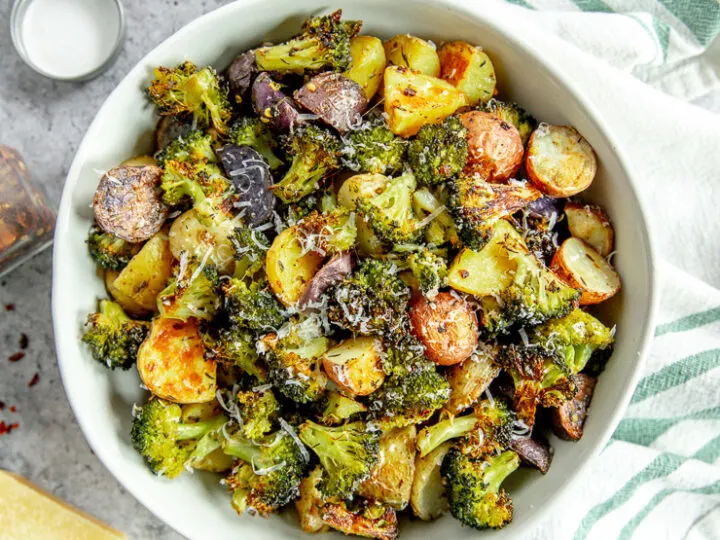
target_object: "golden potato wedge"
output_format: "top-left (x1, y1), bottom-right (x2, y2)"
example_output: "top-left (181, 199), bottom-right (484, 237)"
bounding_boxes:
top-left (296, 467), bottom-right (329, 533)
top-left (104, 269), bottom-right (151, 318)
top-left (459, 110), bottom-right (524, 181)
top-left (383, 66), bottom-right (469, 138)
top-left (338, 173), bottom-right (388, 210)
top-left (410, 292), bottom-right (479, 366)
top-left (438, 41), bottom-right (496, 105)
top-left (443, 342), bottom-right (500, 416)
top-left (137, 317), bottom-right (217, 404)
top-left (120, 155), bottom-right (158, 167)
top-left (565, 201), bottom-right (614, 257)
top-left (358, 426), bottom-right (417, 509)
top-left (551, 237), bottom-right (621, 305)
top-left (266, 225), bottom-right (325, 307)
top-left (526, 124), bottom-right (597, 197)
top-left (410, 442), bottom-right (451, 521)
top-left (113, 231), bottom-right (173, 311)
top-left (384, 34), bottom-right (440, 77)
top-left (344, 36), bottom-right (386, 100)
top-left (322, 501), bottom-right (398, 540)
top-left (322, 337), bottom-right (385, 396)
top-left (168, 209), bottom-right (236, 275)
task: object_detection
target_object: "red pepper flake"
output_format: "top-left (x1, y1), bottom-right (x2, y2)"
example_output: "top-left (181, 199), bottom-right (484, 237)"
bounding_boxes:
top-left (8, 351), bottom-right (25, 363)
top-left (9, 406), bottom-right (17, 413)
top-left (28, 372), bottom-right (40, 387)
top-left (4, 303), bottom-right (15, 312)
top-left (19, 333), bottom-right (28, 349)
top-left (0, 421), bottom-right (20, 435)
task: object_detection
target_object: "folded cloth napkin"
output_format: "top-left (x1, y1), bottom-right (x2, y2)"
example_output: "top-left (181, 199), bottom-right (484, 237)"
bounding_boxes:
top-left (462, 1), bottom-right (720, 538)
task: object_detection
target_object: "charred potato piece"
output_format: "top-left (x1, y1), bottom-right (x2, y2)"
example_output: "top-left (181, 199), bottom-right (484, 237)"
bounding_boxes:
top-left (459, 111), bottom-right (524, 182)
top-left (510, 436), bottom-right (553, 474)
top-left (113, 231), bottom-right (173, 311)
top-left (344, 36), bottom-right (386, 100)
top-left (410, 292), bottom-right (479, 366)
top-left (216, 144), bottom-right (274, 226)
top-left (296, 467), bottom-right (329, 533)
top-left (168, 209), bottom-right (237, 275)
top-left (226, 50), bottom-right (257, 101)
top-left (551, 237), bottom-right (621, 305)
top-left (383, 66), bottom-right (468, 138)
top-left (104, 269), bottom-right (151, 319)
top-left (438, 41), bottom-right (496, 105)
top-left (252, 72), bottom-right (302, 132)
top-left (384, 34), bottom-right (440, 77)
top-left (444, 342), bottom-right (500, 415)
top-left (121, 155), bottom-right (157, 167)
top-left (565, 201), bottom-right (614, 257)
top-left (299, 252), bottom-right (354, 309)
top-left (552, 373), bottom-right (597, 441)
top-left (322, 337), bottom-right (385, 396)
top-left (294, 73), bottom-right (368, 133)
top-left (410, 442), bottom-right (451, 521)
top-left (137, 317), bottom-right (217, 404)
top-left (93, 165), bottom-right (168, 243)
top-left (155, 115), bottom-right (194, 151)
top-left (266, 225), bottom-right (324, 306)
top-left (359, 426), bottom-right (417, 509)
top-left (526, 124), bottom-right (597, 197)
top-left (322, 501), bottom-right (398, 540)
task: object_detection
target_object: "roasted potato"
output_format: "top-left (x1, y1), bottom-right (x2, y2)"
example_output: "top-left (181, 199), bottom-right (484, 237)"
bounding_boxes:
top-left (93, 165), bottom-right (168, 243)
top-left (322, 337), bottom-right (385, 396)
top-left (526, 124), bottom-right (597, 197)
top-left (137, 317), bottom-right (217, 404)
top-left (443, 342), bottom-right (501, 415)
top-left (252, 72), bottom-right (302, 132)
top-left (459, 111), bottom-right (524, 181)
top-left (168, 209), bottom-right (237, 275)
top-left (510, 436), bottom-right (553, 474)
top-left (410, 442), bottom-right (451, 521)
top-left (226, 50), bottom-right (257, 101)
top-left (322, 501), bottom-right (398, 540)
top-left (438, 41), bottom-right (496, 105)
top-left (299, 252), bottom-right (354, 309)
top-left (155, 115), bottom-right (193, 151)
top-left (338, 173), bottom-right (388, 210)
top-left (344, 36), bottom-right (386, 99)
top-left (410, 292), bottom-right (479, 366)
top-left (266, 225), bottom-right (325, 306)
top-left (296, 467), bottom-right (329, 533)
top-left (359, 426), bottom-right (417, 509)
top-left (112, 231), bottom-right (173, 311)
top-left (552, 373), bottom-right (597, 441)
top-left (294, 73), bottom-right (368, 133)
top-left (104, 269), bottom-right (151, 318)
top-left (551, 237), bottom-right (621, 305)
top-left (120, 155), bottom-right (157, 167)
top-left (383, 66), bottom-right (469, 138)
top-left (565, 201), bottom-right (614, 257)
top-left (384, 34), bottom-right (440, 77)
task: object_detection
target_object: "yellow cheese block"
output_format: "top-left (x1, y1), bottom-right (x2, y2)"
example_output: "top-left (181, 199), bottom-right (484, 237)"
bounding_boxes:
top-left (0, 470), bottom-right (126, 539)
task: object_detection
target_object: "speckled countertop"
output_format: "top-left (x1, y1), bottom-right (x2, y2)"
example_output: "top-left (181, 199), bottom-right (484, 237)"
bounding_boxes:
top-left (0, 2), bottom-right (239, 538)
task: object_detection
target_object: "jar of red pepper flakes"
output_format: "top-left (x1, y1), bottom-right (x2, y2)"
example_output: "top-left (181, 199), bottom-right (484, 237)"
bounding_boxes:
top-left (0, 145), bottom-right (55, 278)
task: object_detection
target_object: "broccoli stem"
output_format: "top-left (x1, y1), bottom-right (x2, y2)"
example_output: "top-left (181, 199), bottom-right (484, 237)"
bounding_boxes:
top-left (100, 300), bottom-right (131, 325)
top-left (175, 416), bottom-right (227, 441)
top-left (255, 41), bottom-right (323, 72)
top-left (417, 415), bottom-right (478, 457)
top-left (484, 451), bottom-right (519, 492)
top-left (223, 434), bottom-right (262, 464)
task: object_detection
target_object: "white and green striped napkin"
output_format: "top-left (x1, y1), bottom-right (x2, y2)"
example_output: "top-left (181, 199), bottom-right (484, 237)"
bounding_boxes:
top-left (471, 1), bottom-right (720, 537)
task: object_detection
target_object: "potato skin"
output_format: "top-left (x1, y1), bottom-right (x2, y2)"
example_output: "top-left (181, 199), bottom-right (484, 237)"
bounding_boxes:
top-left (137, 317), bottom-right (217, 404)
top-left (443, 342), bottom-right (500, 415)
top-left (299, 252), bottom-right (354, 309)
top-left (438, 41), bottom-right (496, 105)
top-left (552, 373), bottom-right (596, 441)
top-left (344, 36), bottom-right (386, 100)
top-left (322, 337), bottom-right (385, 396)
top-left (459, 111), bottom-right (524, 181)
top-left (384, 34), bottom-right (440, 77)
top-left (294, 73), bottom-right (368, 133)
top-left (565, 201), bottom-right (614, 257)
top-left (104, 269), bottom-right (151, 318)
top-left (410, 292), bottom-right (479, 366)
top-left (551, 237), bottom-right (621, 305)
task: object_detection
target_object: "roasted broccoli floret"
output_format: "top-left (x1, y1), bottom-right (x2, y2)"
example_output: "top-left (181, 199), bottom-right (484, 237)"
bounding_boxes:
top-left (412, 187), bottom-right (461, 247)
top-left (221, 278), bottom-right (287, 331)
top-left (261, 320), bottom-right (330, 404)
top-left (230, 225), bottom-right (269, 280)
top-left (355, 171), bottom-right (423, 245)
top-left (298, 420), bottom-right (380, 500)
top-left (298, 208), bottom-right (357, 255)
top-left (442, 449), bottom-right (520, 530)
top-left (130, 398), bottom-right (227, 478)
top-left (498, 344), bottom-right (577, 428)
top-left (380, 334), bottom-right (431, 377)
top-left (223, 428), bottom-right (310, 516)
top-left (407, 248), bottom-right (448, 299)
top-left (318, 391), bottom-right (368, 426)
top-left (328, 259), bottom-right (410, 337)
top-left (200, 323), bottom-right (266, 382)
top-left (81, 300), bottom-right (149, 370)
top-left (86, 225), bottom-right (139, 271)
top-left (513, 210), bottom-right (560, 265)
top-left (484, 99), bottom-right (537, 146)
top-left (147, 61), bottom-right (232, 134)
top-left (160, 159), bottom-right (232, 208)
top-left (228, 117), bottom-right (283, 170)
top-left (156, 130), bottom-right (216, 167)
top-left (416, 399), bottom-right (514, 458)
top-left (157, 262), bottom-right (220, 321)
top-left (341, 122), bottom-right (406, 175)
top-left (235, 388), bottom-right (281, 441)
top-left (272, 125), bottom-right (341, 204)
top-left (254, 10), bottom-right (360, 73)
top-left (531, 308), bottom-right (614, 374)
top-left (408, 116), bottom-right (468, 186)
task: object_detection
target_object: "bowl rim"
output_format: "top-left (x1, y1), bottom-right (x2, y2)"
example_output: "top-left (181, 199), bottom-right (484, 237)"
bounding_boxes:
top-left (52, 0), bottom-right (659, 537)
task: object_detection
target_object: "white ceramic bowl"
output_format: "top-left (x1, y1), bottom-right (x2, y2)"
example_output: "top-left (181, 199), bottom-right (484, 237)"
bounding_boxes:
top-left (52, 1), bottom-right (658, 538)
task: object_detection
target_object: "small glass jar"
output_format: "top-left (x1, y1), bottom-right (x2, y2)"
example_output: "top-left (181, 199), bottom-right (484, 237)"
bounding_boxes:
top-left (0, 145), bottom-right (55, 278)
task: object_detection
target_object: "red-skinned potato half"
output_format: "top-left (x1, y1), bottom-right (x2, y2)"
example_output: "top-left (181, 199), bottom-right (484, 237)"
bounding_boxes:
top-left (410, 292), bottom-right (479, 366)
top-left (564, 201), bottom-right (614, 257)
top-left (526, 124), bottom-right (597, 197)
top-left (459, 110), bottom-right (524, 182)
top-left (551, 237), bottom-right (621, 305)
